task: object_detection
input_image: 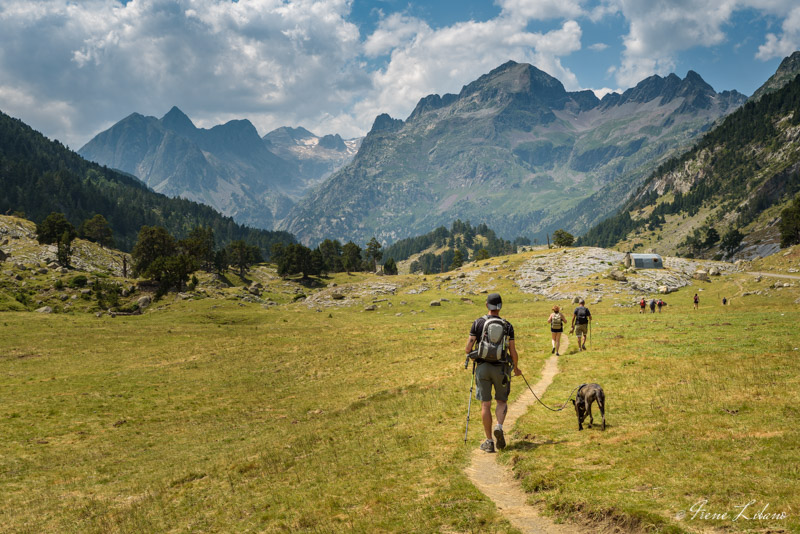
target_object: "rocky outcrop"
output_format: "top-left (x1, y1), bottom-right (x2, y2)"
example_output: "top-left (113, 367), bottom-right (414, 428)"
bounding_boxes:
top-left (514, 247), bottom-right (737, 299)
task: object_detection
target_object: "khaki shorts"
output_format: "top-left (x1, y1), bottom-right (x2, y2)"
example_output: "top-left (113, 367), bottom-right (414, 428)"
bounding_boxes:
top-left (574, 323), bottom-right (588, 337)
top-left (476, 362), bottom-right (510, 402)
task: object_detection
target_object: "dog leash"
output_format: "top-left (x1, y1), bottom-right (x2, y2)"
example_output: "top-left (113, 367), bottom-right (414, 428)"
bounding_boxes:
top-left (519, 373), bottom-right (583, 412)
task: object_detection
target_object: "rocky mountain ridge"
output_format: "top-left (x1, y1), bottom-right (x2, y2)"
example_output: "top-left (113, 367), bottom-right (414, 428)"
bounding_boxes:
top-left (79, 108), bottom-right (359, 230)
top-left (281, 60), bottom-right (746, 245)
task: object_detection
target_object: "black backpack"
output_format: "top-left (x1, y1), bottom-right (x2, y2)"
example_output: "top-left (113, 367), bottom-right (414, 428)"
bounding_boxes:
top-left (476, 315), bottom-right (508, 363)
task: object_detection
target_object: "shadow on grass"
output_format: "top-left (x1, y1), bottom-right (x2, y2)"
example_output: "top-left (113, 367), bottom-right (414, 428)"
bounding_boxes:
top-left (216, 273), bottom-right (234, 287)
top-left (506, 438), bottom-right (568, 452)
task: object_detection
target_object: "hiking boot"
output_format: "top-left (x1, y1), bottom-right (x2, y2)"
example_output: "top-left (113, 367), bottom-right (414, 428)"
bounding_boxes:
top-left (493, 427), bottom-right (506, 450)
top-left (480, 439), bottom-right (495, 453)
top-left (551, 347), bottom-right (555, 354)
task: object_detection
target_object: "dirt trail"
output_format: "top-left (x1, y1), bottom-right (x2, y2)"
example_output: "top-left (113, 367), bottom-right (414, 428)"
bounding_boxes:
top-left (747, 271), bottom-right (800, 280)
top-left (465, 336), bottom-right (592, 534)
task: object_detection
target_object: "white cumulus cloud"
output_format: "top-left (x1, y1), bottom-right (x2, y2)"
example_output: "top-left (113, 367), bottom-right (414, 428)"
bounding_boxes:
top-left (609, 0), bottom-right (800, 88)
top-left (355, 17), bottom-right (583, 128)
top-left (0, 0), bottom-right (366, 147)
top-left (498, 0), bottom-right (586, 20)
top-left (756, 5), bottom-right (800, 60)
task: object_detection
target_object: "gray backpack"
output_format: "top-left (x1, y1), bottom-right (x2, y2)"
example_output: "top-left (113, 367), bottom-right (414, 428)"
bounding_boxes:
top-left (476, 315), bottom-right (508, 362)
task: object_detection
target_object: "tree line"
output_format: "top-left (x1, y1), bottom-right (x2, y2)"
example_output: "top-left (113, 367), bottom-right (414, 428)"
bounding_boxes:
top-left (35, 211), bottom-right (263, 297)
top-left (270, 237), bottom-right (398, 278)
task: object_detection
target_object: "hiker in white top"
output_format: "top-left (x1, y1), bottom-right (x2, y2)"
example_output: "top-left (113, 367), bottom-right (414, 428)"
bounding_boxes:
top-left (547, 305), bottom-right (567, 356)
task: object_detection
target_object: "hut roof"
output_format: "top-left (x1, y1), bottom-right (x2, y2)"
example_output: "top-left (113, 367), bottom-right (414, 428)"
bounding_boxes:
top-left (629, 253), bottom-right (662, 260)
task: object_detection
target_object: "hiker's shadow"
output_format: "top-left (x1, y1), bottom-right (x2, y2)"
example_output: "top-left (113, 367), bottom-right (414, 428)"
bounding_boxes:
top-left (506, 438), bottom-right (567, 452)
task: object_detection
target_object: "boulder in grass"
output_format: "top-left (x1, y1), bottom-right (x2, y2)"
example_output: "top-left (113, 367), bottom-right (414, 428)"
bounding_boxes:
top-left (607, 270), bottom-right (627, 282)
top-left (708, 266), bottom-right (720, 276)
top-left (430, 300), bottom-right (441, 307)
top-left (35, 306), bottom-right (53, 313)
top-left (364, 304), bottom-right (377, 311)
top-left (137, 295), bottom-right (152, 309)
top-left (693, 270), bottom-right (710, 282)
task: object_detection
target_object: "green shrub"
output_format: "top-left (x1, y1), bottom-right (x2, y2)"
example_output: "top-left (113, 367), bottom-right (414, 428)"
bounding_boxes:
top-left (53, 279), bottom-right (64, 290)
top-left (68, 275), bottom-right (88, 288)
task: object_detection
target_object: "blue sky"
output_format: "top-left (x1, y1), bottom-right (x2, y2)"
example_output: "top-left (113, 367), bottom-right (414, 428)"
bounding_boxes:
top-left (0, 0), bottom-right (798, 149)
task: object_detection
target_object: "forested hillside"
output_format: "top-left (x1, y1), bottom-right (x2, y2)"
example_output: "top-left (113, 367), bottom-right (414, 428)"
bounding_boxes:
top-left (383, 220), bottom-right (521, 274)
top-left (0, 111), bottom-right (294, 254)
top-left (578, 74), bottom-right (800, 259)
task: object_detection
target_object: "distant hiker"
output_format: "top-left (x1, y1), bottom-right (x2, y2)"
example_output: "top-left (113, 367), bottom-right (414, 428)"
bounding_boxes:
top-left (722, 297), bottom-right (727, 306)
top-left (570, 299), bottom-right (591, 351)
top-left (639, 297), bottom-right (646, 313)
top-left (465, 293), bottom-right (521, 453)
top-left (657, 299), bottom-right (663, 313)
top-left (547, 305), bottom-right (567, 356)
top-left (693, 293), bottom-right (699, 310)
top-left (649, 298), bottom-right (656, 313)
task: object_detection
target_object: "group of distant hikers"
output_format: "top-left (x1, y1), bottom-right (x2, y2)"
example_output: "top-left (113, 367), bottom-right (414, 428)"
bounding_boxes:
top-left (463, 293), bottom-right (591, 453)
top-left (639, 296), bottom-right (665, 313)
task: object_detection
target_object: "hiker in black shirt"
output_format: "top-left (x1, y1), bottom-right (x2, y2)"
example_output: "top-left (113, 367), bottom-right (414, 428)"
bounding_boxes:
top-left (570, 299), bottom-right (591, 351)
top-left (465, 293), bottom-right (521, 453)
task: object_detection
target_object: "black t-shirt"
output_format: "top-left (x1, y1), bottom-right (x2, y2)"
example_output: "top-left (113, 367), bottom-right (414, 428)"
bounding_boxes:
top-left (573, 306), bottom-right (591, 325)
top-left (470, 315), bottom-right (515, 340)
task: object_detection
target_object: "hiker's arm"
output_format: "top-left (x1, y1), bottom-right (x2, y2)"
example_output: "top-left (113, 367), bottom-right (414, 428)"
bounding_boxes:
top-left (547, 314), bottom-right (552, 324)
top-left (508, 340), bottom-right (521, 375)
top-left (571, 313), bottom-right (576, 328)
top-left (465, 335), bottom-right (477, 355)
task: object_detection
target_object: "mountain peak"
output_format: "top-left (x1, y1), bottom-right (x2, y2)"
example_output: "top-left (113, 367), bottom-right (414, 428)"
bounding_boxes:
top-left (263, 126), bottom-right (317, 145)
top-left (370, 113), bottom-right (403, 133)
top-left (682, 70), bottom-right (713, 91)
top-left (750, 50), bottom-right (800, 102)
top-left (459, 61), bottom-right (565, 100)
top-left (160, 106), bottom-right (196, 135)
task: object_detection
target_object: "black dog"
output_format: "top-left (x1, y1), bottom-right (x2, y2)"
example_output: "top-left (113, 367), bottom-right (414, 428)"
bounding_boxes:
top-left (571, 383), bottom-right (605, 431)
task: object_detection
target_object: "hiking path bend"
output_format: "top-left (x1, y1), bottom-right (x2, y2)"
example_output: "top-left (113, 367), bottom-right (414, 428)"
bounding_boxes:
top-left (465, 336), bottom-right (594, 534)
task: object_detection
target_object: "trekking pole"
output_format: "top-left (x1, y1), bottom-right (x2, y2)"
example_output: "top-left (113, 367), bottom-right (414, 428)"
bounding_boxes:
top-left (464, 361), bottom-right (476, 444)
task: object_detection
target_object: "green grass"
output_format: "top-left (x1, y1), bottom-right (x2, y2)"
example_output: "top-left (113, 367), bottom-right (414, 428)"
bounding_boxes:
top-left (0, 284), bottom-right (527, 533)
top-left (508, 277), bottom-right (800, 532)
top-left (1, 248), bottom-right (799, 533)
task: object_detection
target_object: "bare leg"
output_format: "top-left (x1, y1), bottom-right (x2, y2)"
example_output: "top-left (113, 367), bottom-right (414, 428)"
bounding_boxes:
top-left (554, 332), bottom-right (562, 354)
top-left (481, 401), bottom-right (493, 440)
top-left (495, 400), bottom-right (508, 426)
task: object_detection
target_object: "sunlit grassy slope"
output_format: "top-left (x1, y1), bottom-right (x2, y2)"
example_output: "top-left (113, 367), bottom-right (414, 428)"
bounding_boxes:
top-left (2, 246), bottom-right (799, 533)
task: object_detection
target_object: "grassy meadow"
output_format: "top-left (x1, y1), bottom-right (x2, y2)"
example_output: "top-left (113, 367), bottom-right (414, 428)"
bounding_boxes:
top-left (2, 247), bottom-right (799, 533)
